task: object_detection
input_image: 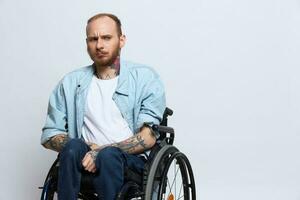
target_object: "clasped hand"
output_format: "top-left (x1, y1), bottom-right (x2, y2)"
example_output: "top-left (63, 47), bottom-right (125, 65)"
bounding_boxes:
top-left (82, 142), bottom-right (104, 173)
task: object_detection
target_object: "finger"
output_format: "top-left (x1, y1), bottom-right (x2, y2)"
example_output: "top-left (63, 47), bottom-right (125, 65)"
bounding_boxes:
top-left (84, 159), bottom-right (92, 170)
top-left (84, 157), bottom-right (95, 172)
top-left (82, 153), bottom-right (91, 167)
top-left (87, 163), bottom-right (96, 172)
top-left (83, 157), bottom-right (93, 171)
top-left (86, 159), bottom-right (95, 171)
top-left (83, 152), bottom-right (90, 161)
top-left (82, 155), bottom-right (88, 167)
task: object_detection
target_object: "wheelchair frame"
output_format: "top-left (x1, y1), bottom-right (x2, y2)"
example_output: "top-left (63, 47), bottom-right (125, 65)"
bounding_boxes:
top-left (40, 108), bottom-right (196, 200)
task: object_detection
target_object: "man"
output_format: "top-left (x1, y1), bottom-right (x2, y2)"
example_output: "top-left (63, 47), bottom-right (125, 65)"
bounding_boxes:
top-left (41, 13), bottom-right (166, 200)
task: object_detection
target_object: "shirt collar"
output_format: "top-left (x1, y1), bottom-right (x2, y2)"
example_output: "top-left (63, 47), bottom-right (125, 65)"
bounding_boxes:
top-left (115, 59), bottom-right (129, 96)
top-left (78, 59), bottom-right (129, 96)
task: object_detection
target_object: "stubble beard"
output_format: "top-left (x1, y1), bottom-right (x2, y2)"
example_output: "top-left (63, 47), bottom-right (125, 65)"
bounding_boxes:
top-left (92, 47), bottom-right (120, 68)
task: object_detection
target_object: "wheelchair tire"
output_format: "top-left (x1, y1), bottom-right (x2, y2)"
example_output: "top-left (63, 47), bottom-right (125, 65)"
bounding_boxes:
top-left (144, 145), bottom-right (196, 200)
top-left (41, 177), bottom-right (97, 200)
top-left (41, 158), bottom-right (59, 200)
top-left (116, 181), bottom-right (142, 200)
top-left (41, 176), bottom-right (57, 200)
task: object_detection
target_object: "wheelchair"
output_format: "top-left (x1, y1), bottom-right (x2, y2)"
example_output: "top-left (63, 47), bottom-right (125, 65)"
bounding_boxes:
top-left (40, 108), bottom-right (196, 200)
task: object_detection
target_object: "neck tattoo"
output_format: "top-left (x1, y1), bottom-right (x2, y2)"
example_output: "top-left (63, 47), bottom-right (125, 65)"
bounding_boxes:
top-left (95, 56), bottom-right (121, 80)
top-left (110, 56), bottom-right (120, 76)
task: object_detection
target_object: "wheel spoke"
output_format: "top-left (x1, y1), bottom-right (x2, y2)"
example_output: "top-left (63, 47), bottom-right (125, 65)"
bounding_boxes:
top-left (177, 194), bottom-right (184, 200)
top-left (174, 161), bottom-right (176, 200)
top-left (178, 183), bottom-right (183, 199)
top-left (144, 146), bottom-right (195, 200)
top-left (166, 160), bottom-right (181, 199)
top-left (167, 176), bottom-right (171, 193)
top-left (168, 163), bottom-right (180, 194)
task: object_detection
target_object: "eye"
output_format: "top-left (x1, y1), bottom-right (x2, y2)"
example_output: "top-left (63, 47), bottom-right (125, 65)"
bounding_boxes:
top-left (102, 36), bottom-right (111, 40)
top-left (87, 37), bottom-right (98, 42)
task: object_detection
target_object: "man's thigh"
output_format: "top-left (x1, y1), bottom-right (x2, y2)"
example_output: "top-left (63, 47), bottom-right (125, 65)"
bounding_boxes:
top-left (124, 153), bottom-right (146, 174)
top-left (95, 146), bottom-right (145, 173)
top-left (60, 138), bottom-right (91, 164)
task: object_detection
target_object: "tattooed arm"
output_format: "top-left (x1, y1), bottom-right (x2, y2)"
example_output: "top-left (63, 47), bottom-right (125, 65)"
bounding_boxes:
top-left (111, 126), bottom-right (156, 154)
top-left (89, 126), bottom-right (156, 154)
top-left (42, 134), bottom-right (70, 152)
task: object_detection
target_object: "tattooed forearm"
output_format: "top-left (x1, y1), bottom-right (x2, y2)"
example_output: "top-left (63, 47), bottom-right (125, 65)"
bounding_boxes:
top-left (43, 134), bottom-right (70, 152)
top-left (90, 127), bottom-right (156, 156)
top-left (111, 135), bottom-right (148, 154)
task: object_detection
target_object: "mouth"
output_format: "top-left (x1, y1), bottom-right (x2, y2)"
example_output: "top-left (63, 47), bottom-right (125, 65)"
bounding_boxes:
top-left (96, 52), bottom-right (108, 58)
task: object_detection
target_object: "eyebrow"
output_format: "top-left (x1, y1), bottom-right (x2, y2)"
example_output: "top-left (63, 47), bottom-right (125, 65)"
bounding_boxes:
top-left (87, 34), bottom-right (112, 38)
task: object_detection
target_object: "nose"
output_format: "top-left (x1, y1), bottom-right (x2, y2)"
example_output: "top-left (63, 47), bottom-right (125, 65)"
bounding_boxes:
top-left (96, 38), bottom-right (104, 50)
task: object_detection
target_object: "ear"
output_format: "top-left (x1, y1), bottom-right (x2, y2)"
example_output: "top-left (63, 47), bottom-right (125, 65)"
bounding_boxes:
top-left (119, 35), bottom-right (126, 48)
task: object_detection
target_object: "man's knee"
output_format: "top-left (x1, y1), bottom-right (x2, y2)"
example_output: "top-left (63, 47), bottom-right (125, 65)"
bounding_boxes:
top-left (96, 146), bottom-right (123, 167)
top-left (60, 138), bottom-right (86, 158)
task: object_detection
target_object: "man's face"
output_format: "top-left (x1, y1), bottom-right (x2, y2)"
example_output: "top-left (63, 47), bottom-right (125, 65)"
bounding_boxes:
top-left (86, 17), bottom-right (125, 67)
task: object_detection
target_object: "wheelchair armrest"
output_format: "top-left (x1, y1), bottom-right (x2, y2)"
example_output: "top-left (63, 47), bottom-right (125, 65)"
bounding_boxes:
top-left (152, 124), bottom-right (175, 145)
top-left (152, 124), bottom-right (174, 134)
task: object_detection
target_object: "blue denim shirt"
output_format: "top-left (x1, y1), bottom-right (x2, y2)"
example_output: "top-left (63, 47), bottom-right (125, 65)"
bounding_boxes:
top-left (41, 60), bottom-right (166, 144)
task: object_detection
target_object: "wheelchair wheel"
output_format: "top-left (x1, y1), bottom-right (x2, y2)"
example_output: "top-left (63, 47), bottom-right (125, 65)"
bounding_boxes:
top-left (41, 178), bottom-right (59, 200)
top-left (144, 145), bottom-right (196, 200)
top-left (40, 158), bottom-right (59, 200)
top-left (41, 177), bottom-right (97, 200)
top-left (40, 158), bottom-right (97, 200)
top-left (116, 181), bottom-right (142, 200)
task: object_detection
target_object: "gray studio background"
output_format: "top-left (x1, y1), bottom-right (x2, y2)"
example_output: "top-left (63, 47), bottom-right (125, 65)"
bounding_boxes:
top-left (0, 0), bottom-right (299, 199)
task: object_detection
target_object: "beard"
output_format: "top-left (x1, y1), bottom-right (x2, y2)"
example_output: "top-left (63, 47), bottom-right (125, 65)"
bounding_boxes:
top-left (91, 46), bottom-right (120, 67)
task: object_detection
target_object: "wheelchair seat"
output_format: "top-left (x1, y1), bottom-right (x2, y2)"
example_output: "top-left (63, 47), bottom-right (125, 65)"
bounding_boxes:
top-left (40, 108), bottom-right (196, 200)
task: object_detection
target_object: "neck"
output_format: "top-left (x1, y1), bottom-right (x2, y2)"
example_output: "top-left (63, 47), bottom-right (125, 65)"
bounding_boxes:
top-left (94, 56), bottom-right (120, 80)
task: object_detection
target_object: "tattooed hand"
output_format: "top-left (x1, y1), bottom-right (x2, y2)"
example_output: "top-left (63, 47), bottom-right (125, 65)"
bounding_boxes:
top-left (82, 150), bottom-right (98, 173)
top-left (82, 144), bottom-right (108, 173)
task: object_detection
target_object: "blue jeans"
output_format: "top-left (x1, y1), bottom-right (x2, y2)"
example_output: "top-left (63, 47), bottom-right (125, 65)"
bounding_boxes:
top-left (57, 139), bottom-right (145, 200)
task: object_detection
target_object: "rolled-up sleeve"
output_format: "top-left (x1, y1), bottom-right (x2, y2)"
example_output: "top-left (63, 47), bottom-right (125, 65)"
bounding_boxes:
top-left (136, 72), bottom-right (166, 137)
top-left (41, 81), bottom-right (68, 144)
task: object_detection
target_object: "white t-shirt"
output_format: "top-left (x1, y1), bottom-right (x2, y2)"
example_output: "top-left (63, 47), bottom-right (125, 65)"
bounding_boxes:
top-left (82, 75), bottom-right (133, 145)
